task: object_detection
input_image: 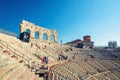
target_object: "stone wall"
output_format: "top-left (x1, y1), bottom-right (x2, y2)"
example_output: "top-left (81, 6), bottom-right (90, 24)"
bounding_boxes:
top-left (20, 20), bottom-right (58, 44)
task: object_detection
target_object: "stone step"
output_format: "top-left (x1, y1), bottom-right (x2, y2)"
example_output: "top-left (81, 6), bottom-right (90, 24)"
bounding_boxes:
top-left (0, 64), bottom-right (19, 80)
top-left (5, 65), bottom-right (24, 80)
top-left (15, 67), bottom-right (30, 80)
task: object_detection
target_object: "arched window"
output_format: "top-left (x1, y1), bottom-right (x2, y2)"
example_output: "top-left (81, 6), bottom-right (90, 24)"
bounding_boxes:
top-left (34, 31), bottom-right (39, 39)
top-left (51, 34), bottom-right (55, 42)
top-left (26, 29), bottom-right (30, 34)
top-left (43, 33), bottom-right (48, 41)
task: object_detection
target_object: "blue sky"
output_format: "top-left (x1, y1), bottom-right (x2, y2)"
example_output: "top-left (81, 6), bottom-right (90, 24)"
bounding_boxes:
top-left (0, 0), bottom-right (120, 46)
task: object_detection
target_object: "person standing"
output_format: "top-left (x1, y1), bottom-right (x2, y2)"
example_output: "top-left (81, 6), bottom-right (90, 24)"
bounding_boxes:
top-left (45, 56), bottom-right (48, 64)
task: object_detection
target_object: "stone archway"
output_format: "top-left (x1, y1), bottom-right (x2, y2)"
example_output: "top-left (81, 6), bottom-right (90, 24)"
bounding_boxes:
top-left (26, 29), bottom-right (31, 33)
top-left (51, 34), bottom-right (55, 42)
top-left (34, 31), bottom-right (39, 39)
top-left (43, 33), bottom-right (48, 41)
top-left (20, 20), bottom-right (58, 44)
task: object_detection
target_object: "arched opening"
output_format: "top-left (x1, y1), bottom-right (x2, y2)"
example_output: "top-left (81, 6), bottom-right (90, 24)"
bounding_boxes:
top-left (43, 33), bottom-right (48, 41)
top-left (51, 34), bottom-right (55, 42)
top-left (26, 29), bottom-right (30, 34)
top-left (34, 31), bottom-right (39, 39)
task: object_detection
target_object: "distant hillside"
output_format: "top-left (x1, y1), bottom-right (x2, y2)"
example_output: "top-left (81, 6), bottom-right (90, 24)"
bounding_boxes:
top-left (0, 28), bottom-right (17, 37)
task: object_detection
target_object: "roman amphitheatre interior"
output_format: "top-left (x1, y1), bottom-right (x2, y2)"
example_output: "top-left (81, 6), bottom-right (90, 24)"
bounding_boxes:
top-left (0, 20), bottom-right (120, 80)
